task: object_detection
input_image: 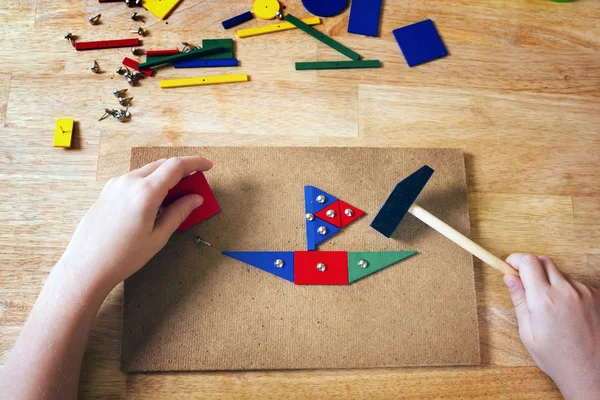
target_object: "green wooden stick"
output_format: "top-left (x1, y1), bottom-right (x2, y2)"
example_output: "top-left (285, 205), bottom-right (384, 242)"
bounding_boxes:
top-left (138, 46), bottom-right (226, 69)
top-left (295, 60), bottom-right (380, 70)
top-left (285, 14), bottom-right (361, 61)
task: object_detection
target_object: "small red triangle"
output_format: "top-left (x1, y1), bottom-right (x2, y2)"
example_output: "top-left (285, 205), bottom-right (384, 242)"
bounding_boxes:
top-left (338, 200), bottom-right (365, 228)
top-left (314, 200), bottom-right (342, 228)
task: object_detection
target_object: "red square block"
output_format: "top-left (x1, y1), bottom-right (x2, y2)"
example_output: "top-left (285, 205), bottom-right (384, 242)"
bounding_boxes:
top-left (161, 172), bottom-right (221, 232)
top-left (294, 251), bottom-right (349, 285)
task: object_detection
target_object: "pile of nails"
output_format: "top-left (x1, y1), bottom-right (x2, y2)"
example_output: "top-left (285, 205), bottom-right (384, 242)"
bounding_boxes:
top-left (99, 107), bottom-right (131, 123)
top-left (116, 66), bottom-right (145, 86)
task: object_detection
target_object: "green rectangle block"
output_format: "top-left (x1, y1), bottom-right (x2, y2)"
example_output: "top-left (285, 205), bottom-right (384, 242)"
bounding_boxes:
top-left (201, 38), bottom-right (234, 59)
top-left (295, 60), bottom-right (381, 70)
top-left (285, 14), bottom-right (360, 61)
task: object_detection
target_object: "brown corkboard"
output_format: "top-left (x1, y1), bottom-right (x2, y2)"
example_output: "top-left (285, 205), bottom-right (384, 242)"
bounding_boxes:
top-left (122, 147), bottom-right (480, 372)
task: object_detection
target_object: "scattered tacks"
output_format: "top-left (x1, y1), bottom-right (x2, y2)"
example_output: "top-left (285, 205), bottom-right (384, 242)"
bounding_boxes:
top-left (112, 88), bottom-right (128, 97)
top-left (64, 32), bottom-right (75, 47)
top-left (118, 96), bottom-right (133, 106)
top-left (99, 107), bottom-right (131, 123)
top-left (90, 60), bottom-right (100, 73)
top-left (130, 12), bottom-right (144, 22)
top-left (195, 237), bottom-right (213, 247)
top-left (125, 0), bottom-right (142, 7)
top-left (131, 27), bottom-right (145, 36)
top-left (88, 14), bottom-right (101, 24)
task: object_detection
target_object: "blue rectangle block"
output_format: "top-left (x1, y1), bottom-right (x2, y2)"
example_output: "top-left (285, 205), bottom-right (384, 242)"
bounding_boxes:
top-left (347, 0), bottom-right (383, 37)
top-left (392, 19), bottom-right (448, 67)
top-left (173, 58), bottom-right (239, 69)
top-left (222, 11), bottom-right (253, 29)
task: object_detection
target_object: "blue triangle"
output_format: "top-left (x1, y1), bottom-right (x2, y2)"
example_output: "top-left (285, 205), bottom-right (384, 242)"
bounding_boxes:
top-left (306, 219), bottom-right (341, 251)
top-left (305, 186), bottom-right (341, 250)
top-left (223, 251), bottom-right (295, 282)
top-left (304, 186), bottom-right (339, 214)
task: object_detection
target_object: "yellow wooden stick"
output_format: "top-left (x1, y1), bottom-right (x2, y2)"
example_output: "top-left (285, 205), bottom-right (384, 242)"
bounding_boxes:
top-left (160, 74), bottom-right (249, 89)
top-left (237, 17), bottom-right (321, 38)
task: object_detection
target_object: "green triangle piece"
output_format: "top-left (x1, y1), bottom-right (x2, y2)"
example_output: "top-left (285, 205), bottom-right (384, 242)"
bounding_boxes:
top-left (348, 251), bottom-right (418, 283)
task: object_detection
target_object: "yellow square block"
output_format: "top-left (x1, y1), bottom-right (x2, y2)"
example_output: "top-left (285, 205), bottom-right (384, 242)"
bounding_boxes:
top-left (54, 119), bottom-right (74, 148)
top-left (142, 0), bottom-right (182, 20)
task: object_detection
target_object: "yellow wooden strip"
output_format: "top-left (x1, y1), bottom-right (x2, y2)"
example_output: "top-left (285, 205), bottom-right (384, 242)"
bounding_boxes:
top-left (160, 74), bottom-right (249, 89)
top-left (53, 118), bottom-right (73, 148)
top-left (141, 0), bottom-right (182, 20)
top-left (237, 17), bottom-right (321, 38)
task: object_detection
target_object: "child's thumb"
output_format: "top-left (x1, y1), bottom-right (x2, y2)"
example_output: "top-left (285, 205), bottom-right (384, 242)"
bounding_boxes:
top-left (504, 274), bottom-right (532, 335)
top-left (155, 194), bottom-right (204, 239)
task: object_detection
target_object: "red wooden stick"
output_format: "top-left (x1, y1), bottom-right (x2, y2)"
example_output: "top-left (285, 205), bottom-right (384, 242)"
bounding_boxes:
top-left (75, 38), bottom-right (140, 51)
top-left (146, 49), bottom-right (180, 56)
top-left (122, 57), bottom-right (153, 77)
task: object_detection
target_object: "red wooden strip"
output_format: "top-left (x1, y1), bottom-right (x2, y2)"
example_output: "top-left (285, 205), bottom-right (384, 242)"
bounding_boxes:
top-left (294, 251), bottom-right (349, 285)
top-left (122, 57), bottom-right (153, 77)
top-left (146, 49), bottom-right (180, 56)
top-left (75, 38), bottom-right (140, 51)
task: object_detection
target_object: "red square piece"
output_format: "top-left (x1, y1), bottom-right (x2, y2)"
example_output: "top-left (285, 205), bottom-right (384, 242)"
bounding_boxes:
top-left (294, 251), bottom-right (349, 285)
top-left (161, 172), bottom-right (220, 232)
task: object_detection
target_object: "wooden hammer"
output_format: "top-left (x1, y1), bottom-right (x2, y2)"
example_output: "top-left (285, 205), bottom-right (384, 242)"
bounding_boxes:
top-left (371, 166), bottom-right (518, 276)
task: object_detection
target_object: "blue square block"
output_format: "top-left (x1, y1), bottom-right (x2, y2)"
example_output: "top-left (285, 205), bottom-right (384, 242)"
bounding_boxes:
top-left (392, 19), bottom-right (448, 67)
top-left (347, 0), bottom-right (383, 37)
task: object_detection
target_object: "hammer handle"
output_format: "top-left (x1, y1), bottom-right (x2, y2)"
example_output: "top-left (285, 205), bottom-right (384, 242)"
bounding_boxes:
top-left (409, 204), bottom-right (518, 276)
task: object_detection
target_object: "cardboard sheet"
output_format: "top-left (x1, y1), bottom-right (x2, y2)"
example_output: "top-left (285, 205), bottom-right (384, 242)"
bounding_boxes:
top-left (122, 147), bottom-right (480, 372)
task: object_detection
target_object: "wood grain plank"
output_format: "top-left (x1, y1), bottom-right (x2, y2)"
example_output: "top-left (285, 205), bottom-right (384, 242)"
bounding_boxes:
top-left (0, 73), bottom-right (10, 127)
top-left (355, 85), bottom-right (600, 147)
top-left (125, 366), bottom-right (558, 399)
top-left (5, 75), bottom-right (356, 139)
top-left (376, 0), bottom-right (600, 51)
top-left (0, 0), bottom-right (37, 25)
top-left (317, 42), bottom-right (600, 95)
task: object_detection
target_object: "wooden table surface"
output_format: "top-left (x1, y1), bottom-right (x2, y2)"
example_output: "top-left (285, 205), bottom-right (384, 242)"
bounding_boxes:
top-left (0, 0), bottom-right (598, 398)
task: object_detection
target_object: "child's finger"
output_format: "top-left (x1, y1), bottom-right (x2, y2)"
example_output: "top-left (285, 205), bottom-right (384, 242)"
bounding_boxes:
top-left (537, 256), bottom-right (565, 286)
top-left (506, 253), bottom-right (550, 293)
top-left (504, 274), bottom-right (532, 339)
top-left (153, 194), bottom-right (204, 240)
top-left (131, 158), bottom-right (167, 177)
top-left (148, 156), bottom-right (213, 192)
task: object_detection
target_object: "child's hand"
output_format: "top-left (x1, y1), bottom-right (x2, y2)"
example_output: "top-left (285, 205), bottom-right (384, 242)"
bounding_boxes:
top-left (505, 253), bottom-right (600, 400)
top-left (58, 156), bottom-right (213, 294)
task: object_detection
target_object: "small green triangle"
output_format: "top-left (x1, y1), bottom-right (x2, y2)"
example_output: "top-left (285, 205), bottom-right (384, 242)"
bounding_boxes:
top-left (348, 251), bottom-right (418, 283)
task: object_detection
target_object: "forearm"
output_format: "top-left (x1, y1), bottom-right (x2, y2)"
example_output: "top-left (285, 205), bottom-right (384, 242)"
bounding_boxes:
top-left (1, 258), bottom-right (112, 400)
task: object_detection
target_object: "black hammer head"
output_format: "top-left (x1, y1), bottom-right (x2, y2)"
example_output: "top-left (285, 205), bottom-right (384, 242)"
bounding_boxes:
top-left (370, 165), bottom-right (434, 238)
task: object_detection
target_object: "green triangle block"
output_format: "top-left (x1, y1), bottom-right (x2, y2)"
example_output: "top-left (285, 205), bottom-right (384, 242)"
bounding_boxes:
top-left (348, 251), bottom-right (418, 283)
